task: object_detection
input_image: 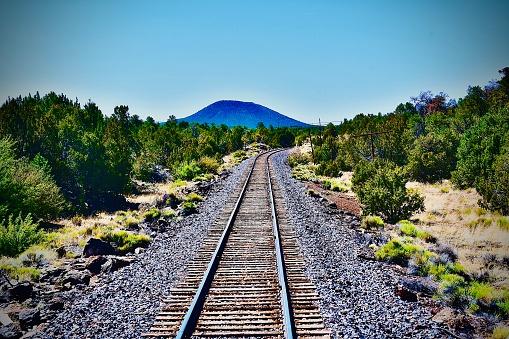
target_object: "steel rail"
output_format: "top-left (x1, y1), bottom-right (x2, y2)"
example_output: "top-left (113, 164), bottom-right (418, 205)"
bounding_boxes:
top-left (175, 151), bottom-right (269, 339)
top-left (266, 151), bottom-right (297, 339)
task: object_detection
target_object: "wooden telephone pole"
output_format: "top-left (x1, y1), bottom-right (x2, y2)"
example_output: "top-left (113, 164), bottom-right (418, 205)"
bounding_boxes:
top-left (349, 130), bottom-right (393, 161)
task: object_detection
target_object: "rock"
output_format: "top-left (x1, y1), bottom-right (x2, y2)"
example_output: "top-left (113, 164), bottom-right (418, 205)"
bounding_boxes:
top-left (18, 309), bottom-right (40, 330)
top-left (134, 247), bottom-right (145, 255)
top-left (101, 257), bottom-right (135, 273)
top-left (432, 307), bottom-right (474, 331)
top-left (0, 323), bottom-right (22, 339)
top-left (39, 266), bottom-right (64, 283)
top-left (60, 270), bottom-right (91, 287)
top-left (48, 297), bottom-right (64, 311)
top-left (8, 282), bottom-right (32, 302)
top-left (328, 201), bottom-right (337, 209)
top-left (85, 256), bottom-right (107, 275)
top-left (395, 286), bottom-right (418, 302)
top-left (82, 238), bottom-right (116, 257)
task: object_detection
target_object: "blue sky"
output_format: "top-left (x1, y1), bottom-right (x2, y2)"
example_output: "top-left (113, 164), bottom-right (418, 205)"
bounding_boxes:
top-left (1, 1), bottom-right (508, 124)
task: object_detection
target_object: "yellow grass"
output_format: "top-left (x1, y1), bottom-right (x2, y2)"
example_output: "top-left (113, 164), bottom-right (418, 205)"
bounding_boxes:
top-left (407, 180), bottom-right (509, 288)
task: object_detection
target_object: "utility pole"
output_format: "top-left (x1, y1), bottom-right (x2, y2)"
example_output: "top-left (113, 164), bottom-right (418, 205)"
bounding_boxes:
top-left (308, 128), bottom-right (315, 163)
top-left (349, 130), bottom-right (393, 161)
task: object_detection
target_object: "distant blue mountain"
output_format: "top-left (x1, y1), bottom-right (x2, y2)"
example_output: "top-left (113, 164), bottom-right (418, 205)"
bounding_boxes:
top-left (178, 100), bottom-right (309, 129)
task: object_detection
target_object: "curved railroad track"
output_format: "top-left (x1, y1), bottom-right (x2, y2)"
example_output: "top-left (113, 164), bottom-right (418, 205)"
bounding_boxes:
top-left (143, 151), bottom-right (330, 338)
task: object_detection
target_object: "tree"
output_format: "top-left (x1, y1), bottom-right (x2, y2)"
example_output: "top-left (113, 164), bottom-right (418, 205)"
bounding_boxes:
top-left (0, 138), bottom-right (66, 221)
top-left (451, 107), bottom-right (509, 188)
top-left (407, 130), bottom-right (459, 183)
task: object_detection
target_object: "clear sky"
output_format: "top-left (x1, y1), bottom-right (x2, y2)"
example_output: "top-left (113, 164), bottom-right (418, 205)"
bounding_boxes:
top-left (1, 1), bottom-right (508, 124)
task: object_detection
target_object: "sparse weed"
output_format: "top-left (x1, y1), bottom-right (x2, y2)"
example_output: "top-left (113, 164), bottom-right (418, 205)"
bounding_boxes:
top-left (440, 186), bottom-right (451, 193)
top-left (185, 193), bottom-right (203, 202)
top-left (492, 325), bottom-right (509, 339)
top-left (98, 230), bottom-right (151, 254)
top-left (142, 209), bottom-right (161, 222)
top-left (361, 215), bottom-right (384, 230)
top-left (497, 217), bottom-right (509, 231)
top-left (0, 264), bottom-right (41, 281)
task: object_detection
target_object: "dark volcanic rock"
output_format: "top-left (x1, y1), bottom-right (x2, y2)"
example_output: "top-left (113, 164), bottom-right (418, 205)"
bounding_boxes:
top-left (8, 282), bottom-right (32, 302)
top-left (82, 238), bottom-right (116, 257)
top-left (85, 256), bottom-right (107, 275)
top-left (18, 309), bottom-right (41, 330)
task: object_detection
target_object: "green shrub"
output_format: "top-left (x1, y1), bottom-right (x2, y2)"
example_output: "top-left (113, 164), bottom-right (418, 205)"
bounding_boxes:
top-left (288, 152), bottom-right (311, 167)
top-left (165, 193), bottom-right (182, 208)
top-left (0, 138), bottom-right (66, 221)
top-left (497, 217), bottom-right (509, 230)
top-left (232, 150), bottom-right (247, 160)
top-left (174, 160), bottom-right (202, 180)
top-left (0, 264), bottom-right (41, 281)
top-left (99, 230), bottom-right (151, 253)
top-left (439, 273), bottom-right (467, 296)
top-left (197, 156), bottom-right (220, 174)
top-left (142, 209), bottom-right (161, 222)
top-left (492, 325), bottom-right (509, 339)
top-left (398, 220), bottom-right (435, 242)
top-left (375, 238), bottom-right (421, 265)
top-left (361, 215), bottom-right (384, 230)
top-left (181, 201), bottom-right (197, 215)
top-left (185, 193), bottom-right (203, 202)
top-left (0, 214), bottom-right (45, 257)
top-left (353, 160), bottom-right (425, 223)
top-left (315, 162), bottom-right (342, 177)
top-left (477, 151), bottom-right (509, 215)
top-left (161, 209), bottom-right (176, 219)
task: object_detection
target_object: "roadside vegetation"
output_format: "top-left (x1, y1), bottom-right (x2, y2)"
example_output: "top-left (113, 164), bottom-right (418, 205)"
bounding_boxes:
top-left (287, 67), bottom-right (509, 336)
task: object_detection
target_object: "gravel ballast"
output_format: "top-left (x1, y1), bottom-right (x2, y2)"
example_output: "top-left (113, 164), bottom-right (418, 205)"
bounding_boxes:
top-left (271, 151), bottom-right (454, 338)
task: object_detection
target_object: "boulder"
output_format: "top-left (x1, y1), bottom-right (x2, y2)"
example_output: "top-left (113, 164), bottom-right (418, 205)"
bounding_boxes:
top-left (82, 238), bottom-right (116, 258)
top-left (8, 282), bottom-right (32, 302)
top-left (85, 256), bottom-right (107, 275)
top-left (18, 309), bottom-right (40, 330)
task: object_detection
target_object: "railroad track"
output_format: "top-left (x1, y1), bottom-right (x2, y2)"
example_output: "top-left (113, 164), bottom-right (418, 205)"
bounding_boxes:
top-left (143, 151), bottom-right (330, 338)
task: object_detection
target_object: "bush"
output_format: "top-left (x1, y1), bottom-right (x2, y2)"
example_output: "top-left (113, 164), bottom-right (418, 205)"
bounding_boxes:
top-left (288, 152), bottom-right (311, 167)
top-left (0, 214), bottom-right (45, 257)
top-left (375, 238), bottom-right (421, 265)
top-left (174, 160), bottom-right (202, 180)
top-left (99, 230), bottom-right (151, 253)
top-left (197, 156), bottom-right (220, 174)
top-left (0, 263), bottom-right (41, 281)
top-left (181, 201), bottom-right (197, 215)
top-left (492, 325), bottom-right (509, 339)
top-left (361, 215), bottom-right (384, 230)
top-left (315, 162), bottom-right (342, 177)
top-left (352, 160), bottom-right (425, 223)
top-left (0, 138), bottom-right (66, 221)
top-left (142, 209), bottom-right (161, 222)
top-left (398, 220), bottom-right (435, 242)
top-left (185, 193), bottom-right (203, 202)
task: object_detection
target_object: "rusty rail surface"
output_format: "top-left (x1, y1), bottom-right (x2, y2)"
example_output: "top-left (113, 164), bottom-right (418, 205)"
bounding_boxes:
top-left (143, 151), bottom-right (330, 338)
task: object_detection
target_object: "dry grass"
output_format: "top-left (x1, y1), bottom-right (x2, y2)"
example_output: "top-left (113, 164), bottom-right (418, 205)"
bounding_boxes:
top-left (407, 180), bottom-right (509, 288)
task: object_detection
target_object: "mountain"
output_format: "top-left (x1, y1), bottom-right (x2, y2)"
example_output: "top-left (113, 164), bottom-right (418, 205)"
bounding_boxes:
top-left (178, 100), bottom-right (309, 129)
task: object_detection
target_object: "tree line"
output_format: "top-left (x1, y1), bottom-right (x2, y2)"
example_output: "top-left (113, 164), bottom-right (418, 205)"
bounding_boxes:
top-left (0, 92), bottom-right (295, 224)
top-left (302, 67), bottom-right (509, 216)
